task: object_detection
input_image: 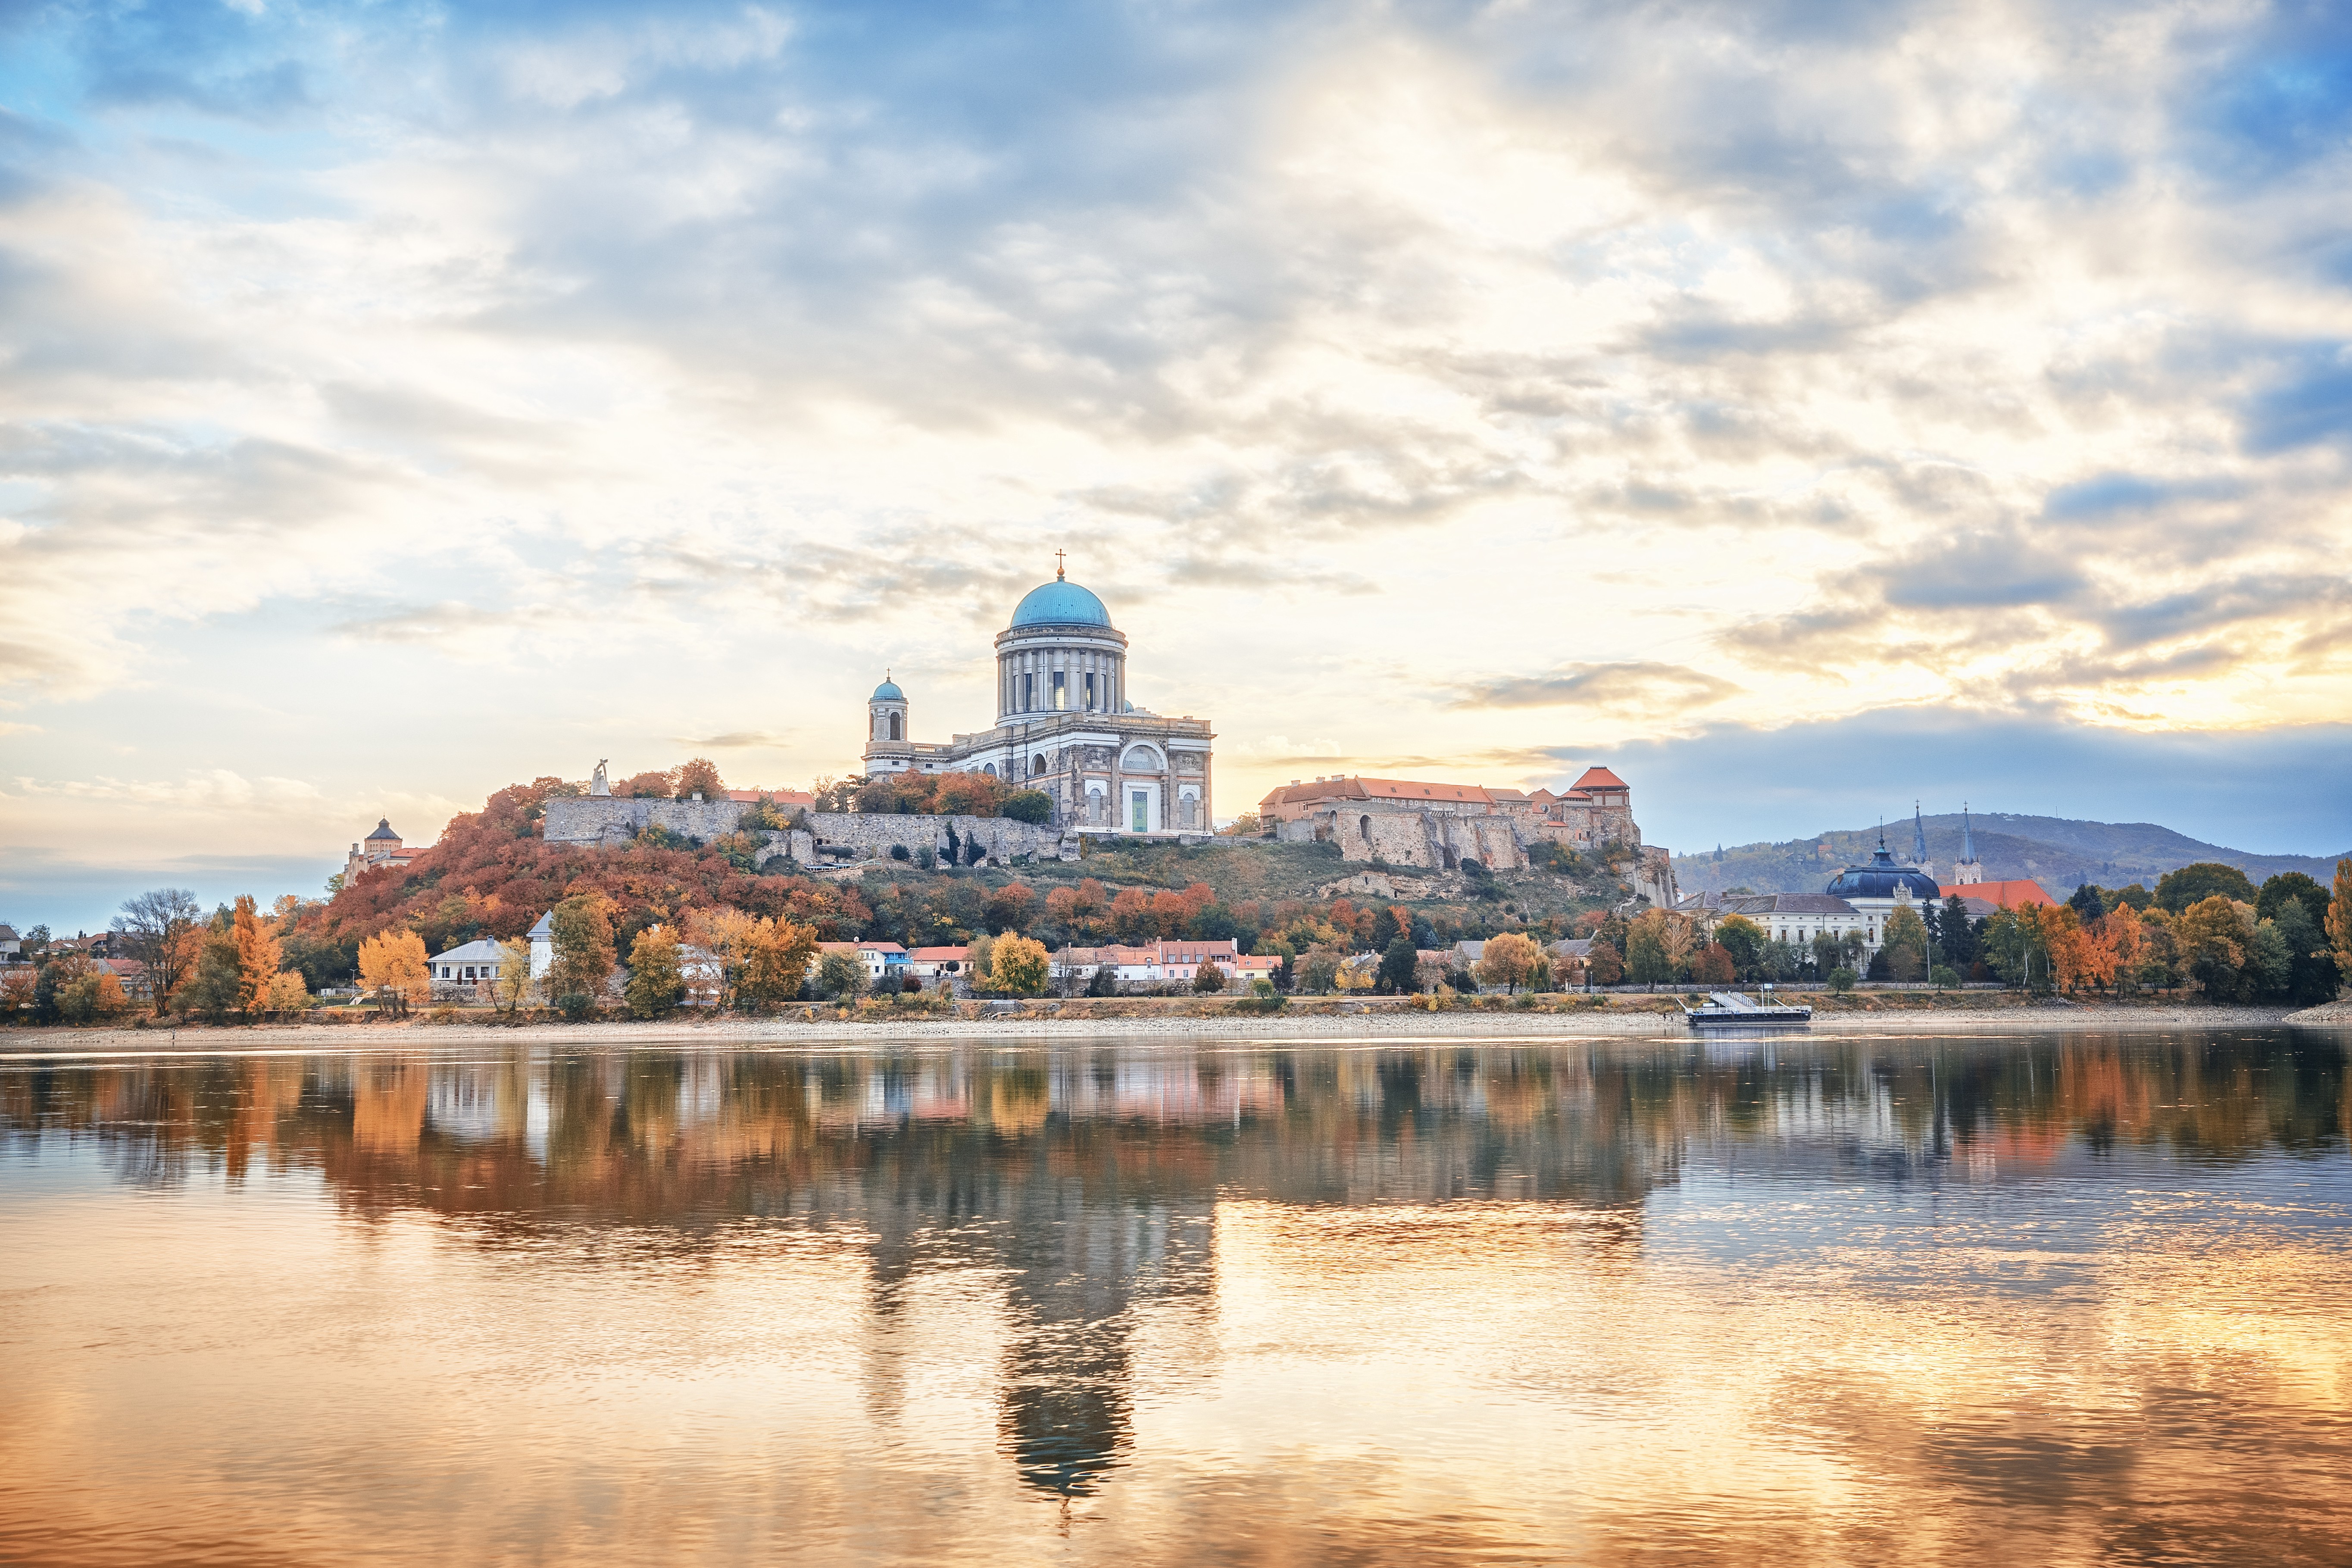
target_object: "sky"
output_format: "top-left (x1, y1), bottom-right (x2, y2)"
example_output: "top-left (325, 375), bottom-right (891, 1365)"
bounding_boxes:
top-left (3, 0), bottom-right (2351, 934)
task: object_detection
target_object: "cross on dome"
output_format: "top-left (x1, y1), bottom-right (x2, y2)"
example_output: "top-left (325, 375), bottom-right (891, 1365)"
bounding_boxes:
top-left (1054, 549), bottom-right (1066, 580)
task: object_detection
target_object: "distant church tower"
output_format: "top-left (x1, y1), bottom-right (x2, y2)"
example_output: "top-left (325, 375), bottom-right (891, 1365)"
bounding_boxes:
top-left (1953, 803), bottom-right (1983, 886)
top-left (1910, 800), bottom-right (1932, 879)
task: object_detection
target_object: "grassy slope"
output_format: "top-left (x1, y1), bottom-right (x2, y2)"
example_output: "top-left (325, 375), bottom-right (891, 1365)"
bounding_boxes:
top-left (1674, 812), bottom-right (2350, 897)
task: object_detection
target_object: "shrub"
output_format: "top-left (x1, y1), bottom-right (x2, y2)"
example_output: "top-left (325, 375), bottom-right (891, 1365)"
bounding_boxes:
top-left (1930, 964), bottom-right (1959, 988)
top-left (1002, 790), bottom-right (1053, 825)
top-left (1827, 967), bottom-right (1857, 993)
top-left (554, 990), bottom-right (600, 1020)
top-left (1193, 962), bottom-right (1227, 993)
top-left (890, 843), bottom-right (911, 861)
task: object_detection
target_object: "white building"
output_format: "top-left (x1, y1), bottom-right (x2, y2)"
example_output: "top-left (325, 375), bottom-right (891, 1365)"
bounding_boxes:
top-left (862, 563), bottom-right (1215, 834)
top-left (431, 938), bottom-right (514, 993)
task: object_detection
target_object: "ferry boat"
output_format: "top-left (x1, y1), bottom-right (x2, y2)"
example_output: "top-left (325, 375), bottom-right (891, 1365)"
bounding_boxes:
top-left (1680, 988), bottom-right (1813, 1030)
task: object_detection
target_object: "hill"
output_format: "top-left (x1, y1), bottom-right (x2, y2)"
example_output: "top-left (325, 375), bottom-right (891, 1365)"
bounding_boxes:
top-left (1673, 813), bottom-right (2349, 899)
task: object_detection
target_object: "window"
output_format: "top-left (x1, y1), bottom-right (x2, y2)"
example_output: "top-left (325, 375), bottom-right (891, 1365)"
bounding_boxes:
top-left (1131, 790), bottom-right (1149, 833)
top-left (1084, 672), bottom-right (1096, 708)
top-left (1052, 671), bottom-right (1066, 709)
top-left (1031, 754), bottom-right (1046, 776)
top-left (1021, 673), bottom-right (1034, 710)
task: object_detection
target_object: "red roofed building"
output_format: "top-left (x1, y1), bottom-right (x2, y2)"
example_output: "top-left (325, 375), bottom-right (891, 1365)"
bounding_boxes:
top-left (1940, 878), bottom-right (2056, 911)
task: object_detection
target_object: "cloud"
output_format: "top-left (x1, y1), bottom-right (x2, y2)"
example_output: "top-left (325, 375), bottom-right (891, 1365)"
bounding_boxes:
top-left (684, 731), bottom-right (796, 749)
top-left (1450, 662), bottom-right (1742, 715)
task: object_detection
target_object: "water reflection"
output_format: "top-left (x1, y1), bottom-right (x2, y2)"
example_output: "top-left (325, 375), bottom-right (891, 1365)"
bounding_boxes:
top-left (2, 1030), bottom-right (2348, 1563)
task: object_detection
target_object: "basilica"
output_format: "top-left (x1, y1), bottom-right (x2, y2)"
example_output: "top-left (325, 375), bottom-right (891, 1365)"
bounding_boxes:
top-left (861, 565), bottom-right (1215, 834)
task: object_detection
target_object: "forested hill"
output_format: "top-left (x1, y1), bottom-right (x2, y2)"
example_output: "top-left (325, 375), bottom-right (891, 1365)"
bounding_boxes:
top-left (1672, 813), bottom-right (2349, 898)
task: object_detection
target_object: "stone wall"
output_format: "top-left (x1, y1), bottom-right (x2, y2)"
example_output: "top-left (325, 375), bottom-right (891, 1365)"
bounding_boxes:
top-left (540, 796), bottom-right (1070, 869)
top-left (1275, 808), bottom-right (1528, 871)
top-left (543, 796), bottom-right (758, 845)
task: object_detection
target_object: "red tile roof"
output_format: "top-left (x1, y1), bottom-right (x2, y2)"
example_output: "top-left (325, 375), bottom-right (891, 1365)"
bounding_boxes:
top-left (1571, 766), bottom-right (1628, 792)
top-left (1938, 879), bottom-right (2055, 908)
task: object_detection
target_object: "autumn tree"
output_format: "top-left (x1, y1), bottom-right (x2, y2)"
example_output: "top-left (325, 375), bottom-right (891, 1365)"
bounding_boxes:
top-left (547, 893), bottom-right (618, 1018)
top-left (1474, 931), bottom-right (1542, 993)
top-left (673, 758), bottom-right (725, 799)
top-left (1690, 943), bottom-right (1735, 986)
top-left (1625, 911), bottom-right (1674, 984)
top-left (231, 895), bottom-right (286, 1014)
top-left (358, 930), bottom-right (431, 1015)
top-left (1193, 961), bottom-right (1228, 993)
top-left (990, 934), bottom-right (1050, 996)
top-left (264, 970), bottom-right (310, 1013)
top-left (684, 906), bottom-right (757, 1008)
top-left (624, 925), bottom-right (686, 1018)
top-left (111, 887), bottom-right (201, 1015)
top-left (1714, 914), bottom-right (1765, 979)
top-left (2174, 896), bottom-right (2249, 1000)
top-left (740, 917), bottom-right (819, 1008)
top-left (483, 937), bottom-right (535, 1015)
top-left (1585, 943), bottom-right (1624, 986)
top-left (2330, 860), bottom-right (2352, 988)
top-left (614, 768), bottom-right (675, 799)
top-left (179, 918), bottom-right (244, 1020)
top-left (1297, 941), bottom-right (1345, 994)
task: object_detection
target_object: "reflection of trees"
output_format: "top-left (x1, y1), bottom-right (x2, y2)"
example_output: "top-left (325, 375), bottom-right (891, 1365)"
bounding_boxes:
top-left (8, 1031), bottom-right (2343, 1493)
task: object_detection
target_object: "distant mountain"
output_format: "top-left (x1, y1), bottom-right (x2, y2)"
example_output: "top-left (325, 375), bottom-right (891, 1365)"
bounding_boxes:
top-left (1671, 813), bottom-right (2349, 899)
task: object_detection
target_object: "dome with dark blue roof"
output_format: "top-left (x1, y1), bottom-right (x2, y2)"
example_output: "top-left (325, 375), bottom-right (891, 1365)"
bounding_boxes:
top-left (1825, 846), bottom-right (1943, 902)
top-left (1009, 578), bottom-right (1112, 628)
top-left (871, 676), bottom-right (904, 701)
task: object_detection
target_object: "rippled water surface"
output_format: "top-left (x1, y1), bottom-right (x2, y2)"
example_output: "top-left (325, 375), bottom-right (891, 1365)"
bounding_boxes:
top-left (4, 1028), bottom-right (2350, 1565)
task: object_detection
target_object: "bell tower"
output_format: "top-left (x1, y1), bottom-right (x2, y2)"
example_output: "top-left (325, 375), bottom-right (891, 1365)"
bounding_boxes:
top-left (864, 673), bottom-right (911, 773)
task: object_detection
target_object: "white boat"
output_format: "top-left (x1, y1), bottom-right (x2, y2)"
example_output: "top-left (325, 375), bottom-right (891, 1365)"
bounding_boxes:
top-left (1681, 989), bottom-right (1812, 1029)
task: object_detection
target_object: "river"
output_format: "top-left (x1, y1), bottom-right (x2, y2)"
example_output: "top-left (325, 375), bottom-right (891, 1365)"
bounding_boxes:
top-left (3, 1028), bottom-right (2347, 1565)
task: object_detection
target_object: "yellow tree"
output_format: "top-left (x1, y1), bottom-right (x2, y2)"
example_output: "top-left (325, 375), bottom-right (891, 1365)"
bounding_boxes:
top-left (264, 970), bottom-right (310, 1012)
top-left (487, 937), bottom-right (536, 1016)
top-left (231, 894), bottom-right (284, 1015)
top-left (2174, 896), bottom-right (2249, 1000)
top-left (740, 917), bottom-right (819, 1008)
top-left (624, 925), bottom-right (685, 1018)
top-left (1474, 931), bottom-right (1543, 993)
top-left (547, 893), bottom-right (618, 1013)
top-left (990, 934), bottom-right (1050, 996)
top-left (2099, 905), bottom-right (2143, 996)
top-left (358, 930), bottom-right (431, 1015)
top-left (685, 906), bottom-right (758, 1009)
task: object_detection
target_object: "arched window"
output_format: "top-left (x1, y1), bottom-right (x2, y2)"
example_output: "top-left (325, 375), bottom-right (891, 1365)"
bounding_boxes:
top-left (1121, 745), bottom-right (1160, 772)
top-left (983, 762), bottom-right (995, 777)
top-left (1031, 754), bottom-right (1046, 777)
top-left (889, 712), bottom-right (903, 741)
top-left (1360, 815), bottom-right (1372, 840)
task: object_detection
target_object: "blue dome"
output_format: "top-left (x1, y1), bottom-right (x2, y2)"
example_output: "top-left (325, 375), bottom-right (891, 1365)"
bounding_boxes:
top-left (1825, 847), bottom-right (1943, 903)
top-left (871, 677), bottom-right (904, 701)
top-left (1009, 579), bottom-right (1112, 628)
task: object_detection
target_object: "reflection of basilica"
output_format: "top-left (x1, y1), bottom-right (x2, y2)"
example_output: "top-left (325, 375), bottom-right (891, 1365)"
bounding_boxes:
top-left (16, 1036), bottom-right (2344, 1496)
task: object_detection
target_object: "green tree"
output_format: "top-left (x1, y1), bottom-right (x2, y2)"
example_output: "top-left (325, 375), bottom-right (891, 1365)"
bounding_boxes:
top-left (1377, 936), bottom-right (1419, 994)
top-left (1297, 942), bottom-right (1345, 994)
top-left (1882, 906), bottom-right (1930, 981)
top-left (1624, 914), bottom-right (1673, 984)
top-left (547, 893), bottom-right (617, 1018)
top-left (2155, 862), bottom-right (2257, 913)
top-left (2256, 872), bottom-right (2330, 927)
top-left (2067, 883), bottom-right (2108, 920)
top-left (1714, 914), bottom-right (1764, 979)
top-left (624, 925), bottom-right (686, 1017)
top-left (2269, 897), bottom-right (2340, 1006)
top-left (2245, 917), bottom-right (2293, 1000)
top-left (179, 928), bottom-right (244, 1021)
top-left (816, 949), bottom-right (870, 1000)
top-left (1826, 967), bottom-right (1857, 993)
top-left (1002, 790), bottom-right (1053, 825)
top-left (1939, 894), bottom-right (1976, 969)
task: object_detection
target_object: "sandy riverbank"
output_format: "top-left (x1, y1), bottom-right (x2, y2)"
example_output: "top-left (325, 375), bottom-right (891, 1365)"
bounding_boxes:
top-left (2, 999), bottom-right (2331, 1054)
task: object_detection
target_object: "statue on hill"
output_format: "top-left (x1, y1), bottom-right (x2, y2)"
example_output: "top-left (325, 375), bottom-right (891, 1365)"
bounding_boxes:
top-left (590, 759), bottom-right (611, 797)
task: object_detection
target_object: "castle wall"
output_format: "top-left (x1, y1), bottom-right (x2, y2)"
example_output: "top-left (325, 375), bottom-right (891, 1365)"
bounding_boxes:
top-left (542, 796), bottom-right (1067, 868)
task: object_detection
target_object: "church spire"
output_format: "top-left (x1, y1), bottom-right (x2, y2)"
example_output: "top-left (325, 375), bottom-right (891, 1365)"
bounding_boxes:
top-left (1912, 800), bottom-right (1928, 866)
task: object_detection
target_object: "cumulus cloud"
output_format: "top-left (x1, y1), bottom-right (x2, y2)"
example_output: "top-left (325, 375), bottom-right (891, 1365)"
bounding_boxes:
top-left (4, 0), bottom-right (2352, 919)
top-left (1451, 662), bottom-right (1743, 715)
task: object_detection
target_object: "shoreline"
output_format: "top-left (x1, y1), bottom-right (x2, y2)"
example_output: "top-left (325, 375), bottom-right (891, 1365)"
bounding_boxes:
top-left (1, 1001), bottom-right (2333, 1055)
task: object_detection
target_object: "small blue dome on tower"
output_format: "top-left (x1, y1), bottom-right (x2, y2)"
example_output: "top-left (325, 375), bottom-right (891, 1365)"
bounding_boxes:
top-left (871, 675), bottom-right (904, 701)
top-left (1009, 576), bottom-right (1112, 628)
